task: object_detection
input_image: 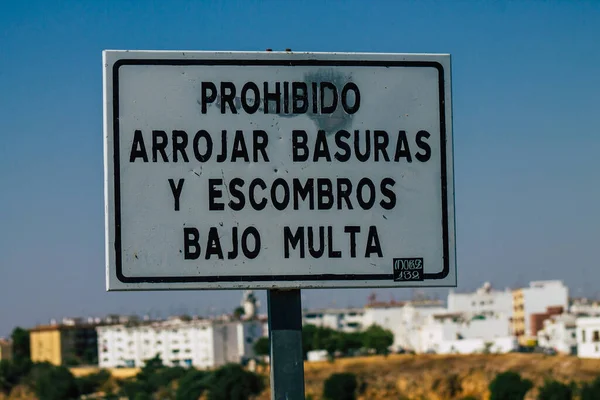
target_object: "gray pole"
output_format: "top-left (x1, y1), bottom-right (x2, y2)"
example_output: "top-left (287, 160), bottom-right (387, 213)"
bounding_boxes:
top-left (267, 289), bottom-right (305, 400)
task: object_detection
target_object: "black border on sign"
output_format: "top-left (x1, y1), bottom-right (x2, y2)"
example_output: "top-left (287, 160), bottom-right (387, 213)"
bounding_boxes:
top-left (112, 58), bottom-right (450, 284)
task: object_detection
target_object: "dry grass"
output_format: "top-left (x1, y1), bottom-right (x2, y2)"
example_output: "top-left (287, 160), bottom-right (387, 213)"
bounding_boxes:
top-left (64, 354), bottom-right (600, 399)
top-left (257, 354), bottom-right (600, 400)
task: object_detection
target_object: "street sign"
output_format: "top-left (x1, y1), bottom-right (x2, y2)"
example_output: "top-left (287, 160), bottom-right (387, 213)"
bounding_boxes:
top-left (103, 50), bottom-right (456, 290)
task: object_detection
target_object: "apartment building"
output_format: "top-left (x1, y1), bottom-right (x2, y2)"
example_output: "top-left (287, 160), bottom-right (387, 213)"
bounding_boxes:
top-left (448, 282), bottom-right (513, 318)
top-left (363, 299), bottom-right (446, 352)
top-left (302, 308), bottom-right (365, 332)
top-left (97, 317), bottom-right (264, 369)
top-left (301, 298), bottom-right (446, 353)
top-left (511, 280), bottom-right (569, 343)
top-left (30, 319), bottom-right (99, 366)
top-left (418, 312), bottom-right (515, 354)
top-left (570, 298), bottom-right (600, 317)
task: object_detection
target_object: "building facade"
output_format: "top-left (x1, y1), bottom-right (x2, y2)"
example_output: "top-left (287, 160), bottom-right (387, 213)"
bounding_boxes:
top-left (448, 282), bottom-right (513, 318)
top-left (418, 312), bottom-right (515, 354)
top-left (577, 317), bottom-right (600, 359)
top-left (511, 280), bottom-right (569, 343)
top-left (363, 300), bottom-right (446, 352)
top-left (30, 322), bottom-right (99, 366)
top-left (570, 298), bottom-right (600, 317)
top-left (302, 308), bottom-right (365, 332)
top-left (537, 314), bottom-right (577, 355)
top-left (97, 317), bottom-right (264, 369)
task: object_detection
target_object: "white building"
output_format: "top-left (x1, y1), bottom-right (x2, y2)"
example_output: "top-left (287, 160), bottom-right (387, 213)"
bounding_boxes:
top-left (302, 300), bottom-right (447, 353)
top-left (448, 282), bottom-right (513, 318)
top-left (303, 308), bottom-right (365, 332)
top-left (537, 314), bottom-right (577, 355)
top-left (577, 317), bottom-right (600, 359)
top-left (418, 312), bottom-right (516, 354)
top-left (363, 300), bottom-right (446, 352)
top-left (97, 317), bottom-right (264, 369)
top-left (512, 280), bottom-right (569, 339)
top-left (570, 298), bottom-right (600, 317)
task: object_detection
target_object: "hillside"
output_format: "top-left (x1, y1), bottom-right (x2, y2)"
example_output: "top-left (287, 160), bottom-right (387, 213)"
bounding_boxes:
top-left (257, 354), bottom-right (600, 400)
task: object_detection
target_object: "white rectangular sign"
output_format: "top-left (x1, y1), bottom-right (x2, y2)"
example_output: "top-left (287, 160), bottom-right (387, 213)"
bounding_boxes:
top-left (103, 50), bottom-right (456, 290)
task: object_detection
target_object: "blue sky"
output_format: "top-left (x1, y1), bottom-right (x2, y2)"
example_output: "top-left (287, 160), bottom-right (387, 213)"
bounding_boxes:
top-left (1, 0), bottom-right (599, 336)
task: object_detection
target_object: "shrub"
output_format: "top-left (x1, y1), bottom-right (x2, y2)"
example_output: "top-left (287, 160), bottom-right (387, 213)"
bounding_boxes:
top-left (580, 377), bottom-right (600, 400)
top-left (537, 379), bottom-right (573, 400)
top-left (75, 369), bottom-right (111, 395)
top-left (253, 337), bottom-right (270, 356)
top-left (28, 363), bottom-right (79, 400)
top-left (323, 372), bottom-right (357, 400)
top-left (206, 364), bottom-right (264, 400)
top-left (176, 369), bottom-right (209, 400)
top-left (489, 371), bottom-right (532, 400)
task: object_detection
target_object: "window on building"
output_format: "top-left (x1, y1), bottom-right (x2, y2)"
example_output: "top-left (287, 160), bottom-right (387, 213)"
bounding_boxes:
top-left (593, 331), bottom-right (600, 342)
top-left (582, 330), bottom-right (587, 342)
top-left (572, 332), bottom-right (576, 339)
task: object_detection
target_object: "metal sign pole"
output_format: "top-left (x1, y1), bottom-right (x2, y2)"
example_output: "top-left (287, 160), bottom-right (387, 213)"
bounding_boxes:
top-left (267, 289), bottom-right (305, 400)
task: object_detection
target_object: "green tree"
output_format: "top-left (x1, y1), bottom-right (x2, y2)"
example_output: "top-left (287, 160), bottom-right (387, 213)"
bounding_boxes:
top-left (206, 364), bottom-right (264, 400)
top-left (133, 392), bottom-right (152, 400)
top-left (489, 371), bottom-right (532, 400)
top-left (362, 325), bottom-right (394, 355)
top-left (120, 354), bottom-right (165, 398)
top-left (28, 363), bottom-right (79, 400)
top-left (334, 332), bottom-right (363, 356)
top-left (76, 369), bottom-right (111, 396)
top-left (0, 359), bottom-right (32, 395)
top-left (302, 324), bottom-right (318, 357)
top-left (233, 306), bottom-right (245, 320)
top-left (120, 379), bottom-right (150, 400)
top-left (176, 369), bottom-right (209, 400)
top-left (253, 337), bottom-right (270, 356)
top-left (537, 379), bottom-right (573, 400)
top-left (10, 327), bottom-right (30, 362)
top-left (580, 377), bottom-right (600, 400)
top-left (323, 373), bottom-right (357, 400)
top-left (157, 366), bottom-right (186, 389)
top-left (312, 326), bottom-right (336, 350)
